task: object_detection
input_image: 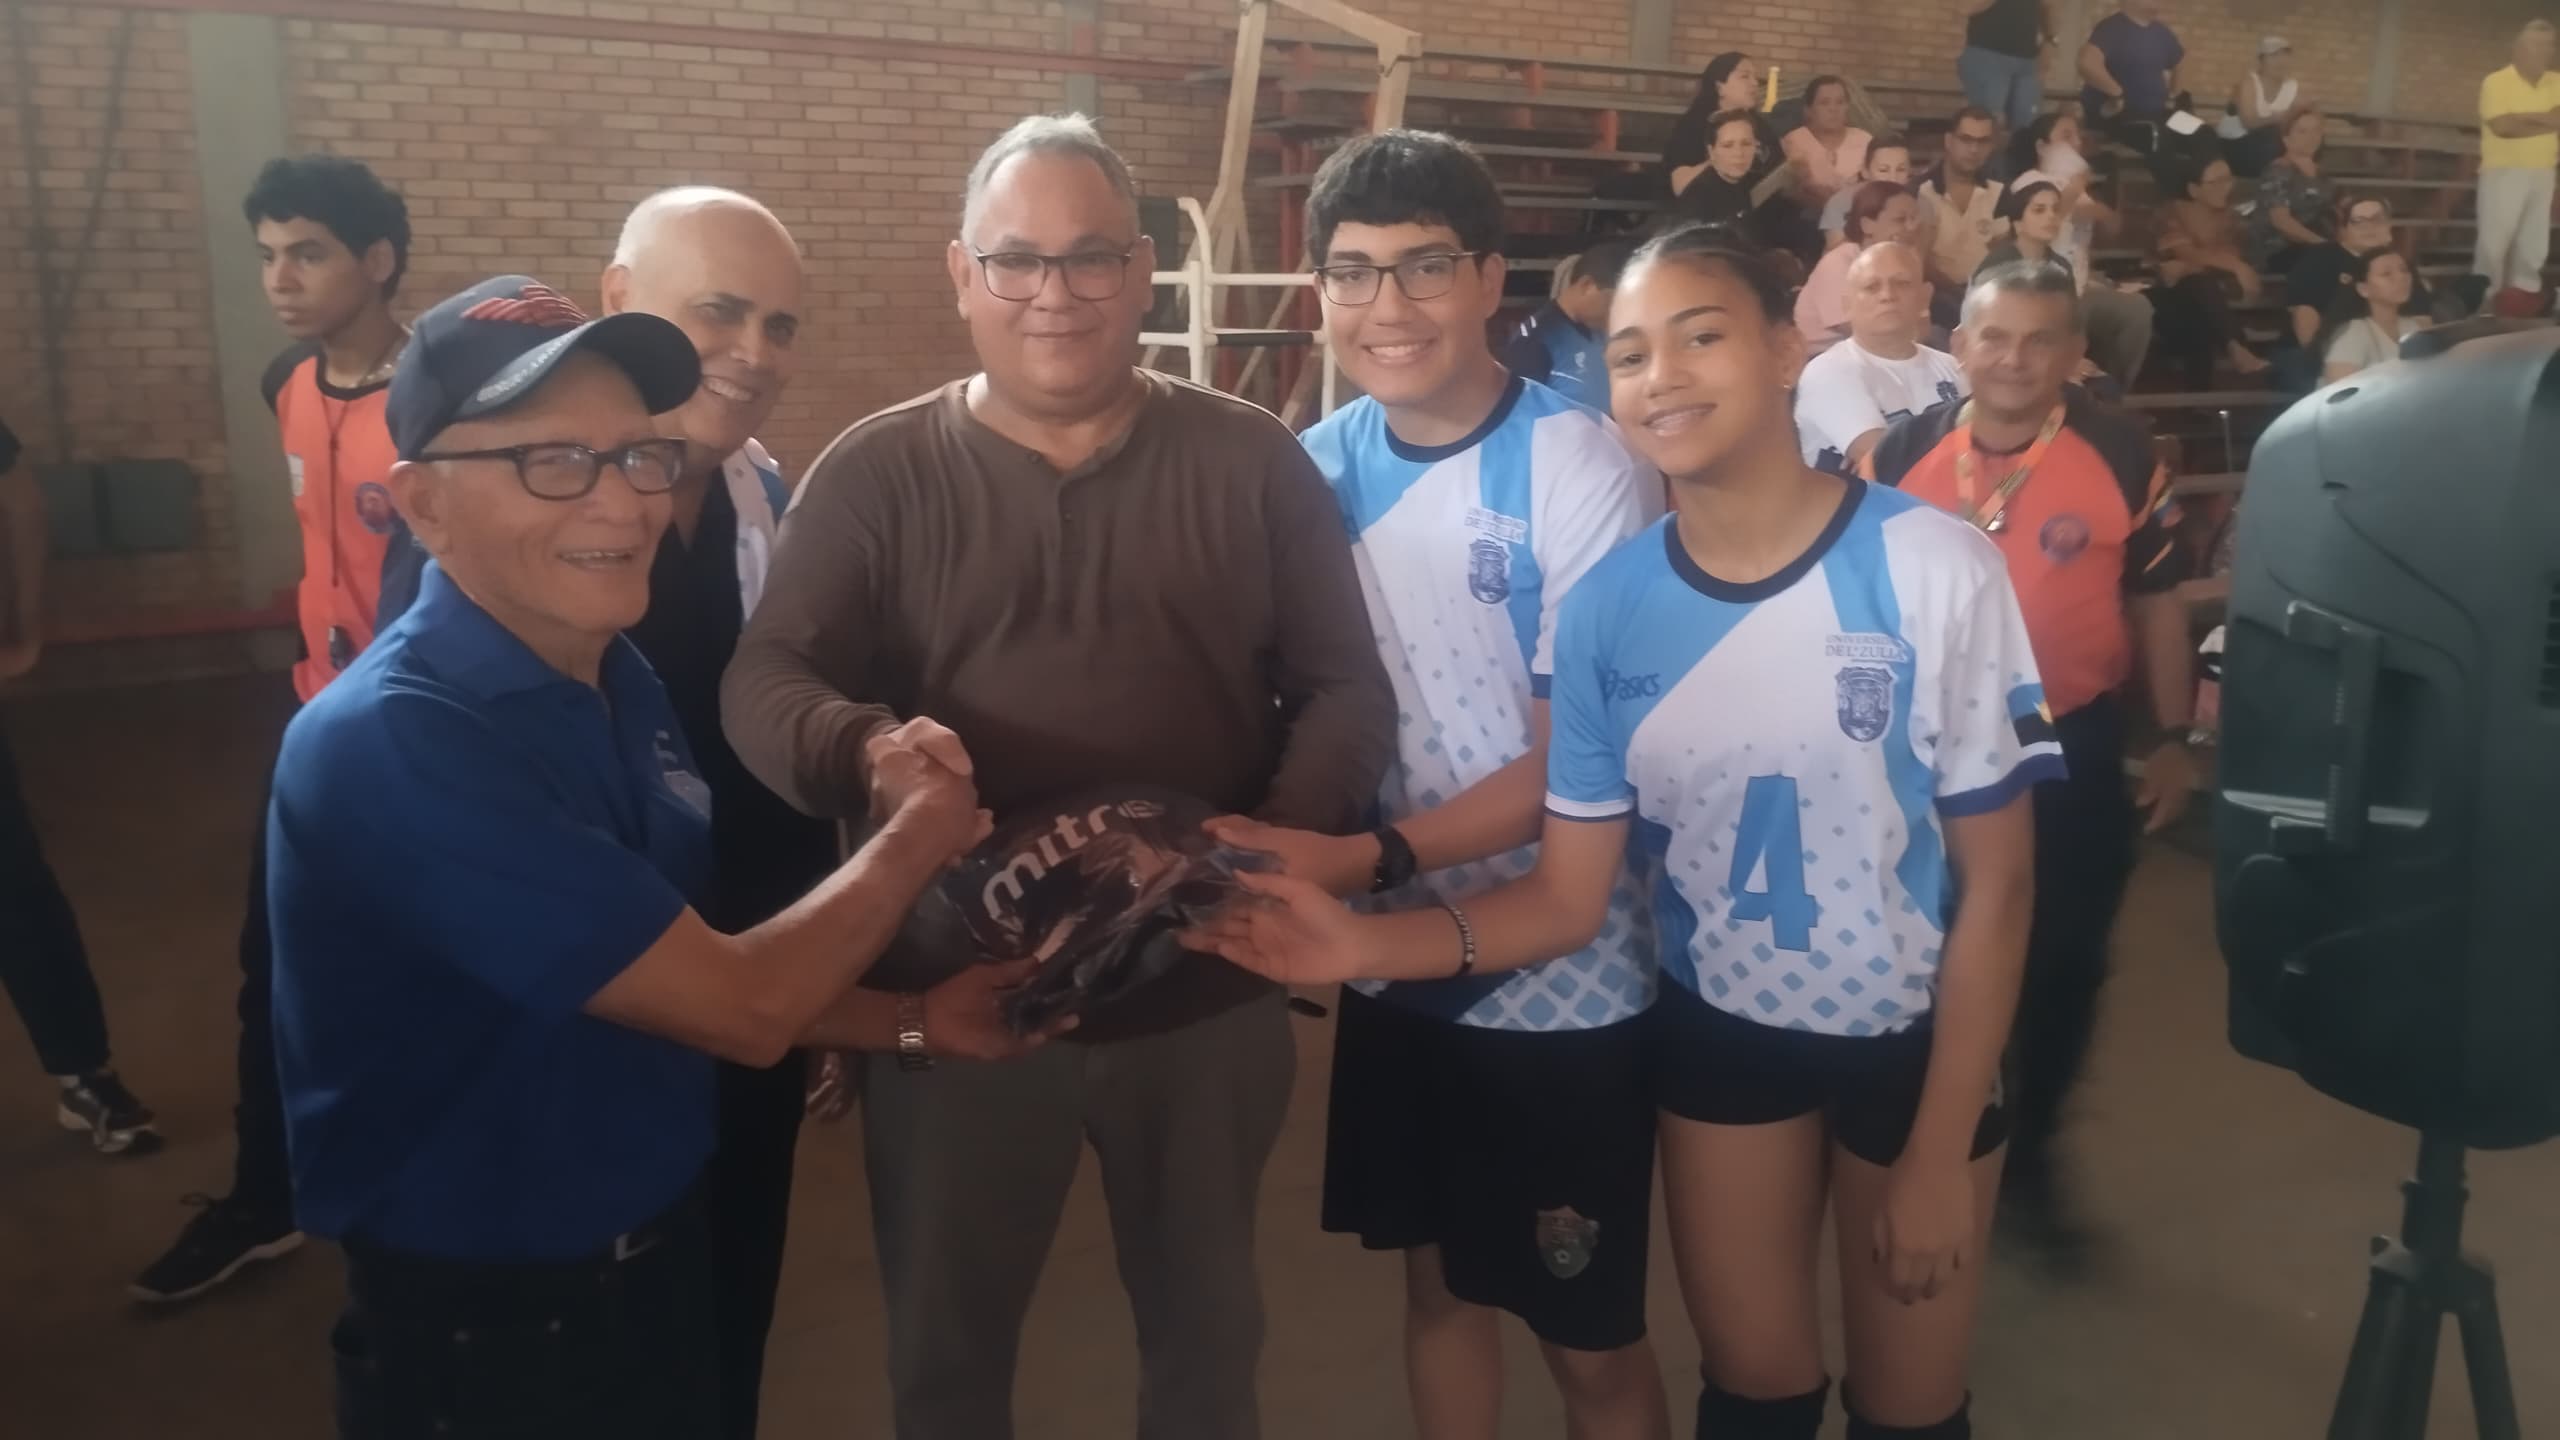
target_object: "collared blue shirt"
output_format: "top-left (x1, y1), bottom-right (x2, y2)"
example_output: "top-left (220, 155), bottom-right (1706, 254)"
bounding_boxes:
top-left (268, 562), bottom-right (717, 1261)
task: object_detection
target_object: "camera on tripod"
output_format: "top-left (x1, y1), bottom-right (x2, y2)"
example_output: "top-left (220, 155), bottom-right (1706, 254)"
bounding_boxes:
top-left (2215, 322), bottom-right (2560, 1440)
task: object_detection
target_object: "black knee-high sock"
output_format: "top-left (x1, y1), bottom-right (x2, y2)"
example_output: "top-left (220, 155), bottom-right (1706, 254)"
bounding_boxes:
top-left (1696, 1379), bottom-right (1830, 1440)
top-left (1844, 1390), bottom-right (1972, 1439)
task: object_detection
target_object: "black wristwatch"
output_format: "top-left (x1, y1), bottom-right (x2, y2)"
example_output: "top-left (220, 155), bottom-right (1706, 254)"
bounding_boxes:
top-left (1369, 824), bottom-right (1418, 895)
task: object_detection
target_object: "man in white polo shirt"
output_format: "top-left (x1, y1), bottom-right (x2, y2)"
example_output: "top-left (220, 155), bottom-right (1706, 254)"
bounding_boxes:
top-left (1795, 243), bottom-right (1967, 476)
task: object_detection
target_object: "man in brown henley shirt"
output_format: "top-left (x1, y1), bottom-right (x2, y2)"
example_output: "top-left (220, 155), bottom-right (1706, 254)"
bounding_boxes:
top-left (721, 115), bottom-right (1394, 1440)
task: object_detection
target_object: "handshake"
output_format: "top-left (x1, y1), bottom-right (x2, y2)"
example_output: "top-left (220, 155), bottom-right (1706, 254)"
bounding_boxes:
top-left (863, 715), bottom-right (993, 864)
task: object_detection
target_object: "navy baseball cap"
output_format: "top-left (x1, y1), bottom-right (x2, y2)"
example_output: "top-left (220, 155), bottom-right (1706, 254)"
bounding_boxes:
top-left (385, 274), bottom-right (701, 460)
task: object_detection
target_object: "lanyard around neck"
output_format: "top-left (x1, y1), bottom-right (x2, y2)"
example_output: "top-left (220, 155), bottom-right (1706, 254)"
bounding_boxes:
top-left (1949, 401), bottom-right (2067, 534)
top-left (315, 329), bottom-right (408, 589)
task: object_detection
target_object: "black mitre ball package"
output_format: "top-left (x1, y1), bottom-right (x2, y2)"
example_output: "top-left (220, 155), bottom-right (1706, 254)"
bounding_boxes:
top-left (872, 785), bottom-right (1275, 1034)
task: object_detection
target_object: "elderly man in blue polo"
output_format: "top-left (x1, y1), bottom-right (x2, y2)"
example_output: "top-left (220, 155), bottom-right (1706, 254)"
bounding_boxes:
top-left (265, 275), bottom-right (993, 1439)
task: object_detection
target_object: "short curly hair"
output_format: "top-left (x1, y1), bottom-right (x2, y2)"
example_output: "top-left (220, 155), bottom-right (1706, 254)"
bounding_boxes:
top-left (242, 153), bottom-right (411, 299)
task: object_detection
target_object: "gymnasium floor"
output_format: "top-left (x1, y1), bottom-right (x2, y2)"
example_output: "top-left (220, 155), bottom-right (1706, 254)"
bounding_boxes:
top-left (2, 674), bottom-right (2553, 1439)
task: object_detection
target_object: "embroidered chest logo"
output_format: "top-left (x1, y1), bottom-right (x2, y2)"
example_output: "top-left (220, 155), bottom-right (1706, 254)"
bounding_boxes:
top-left (1825, 633), bottom-right (1905, 744)
top-left (353, 482), bottom-right (396, 535)
top-left (1462, 506), bottom-right (1526, 606)
top-left (2039, 513), bottom-right (2091, 564)
top-left (1466, 537), bottom-right (1511, 604)
top-left (1836, 666), bottom-right (1895, 742)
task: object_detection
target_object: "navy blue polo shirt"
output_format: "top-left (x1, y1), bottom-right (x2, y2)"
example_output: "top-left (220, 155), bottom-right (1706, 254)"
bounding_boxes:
top-left (268, 561), bottom-right (717, 1262)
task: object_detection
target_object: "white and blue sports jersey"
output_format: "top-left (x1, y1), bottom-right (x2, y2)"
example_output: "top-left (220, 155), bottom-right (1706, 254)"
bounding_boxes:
top-left (1302, 375), bottom-right (1663, 1031)
top-left (1545, 481), bottom-right (2064, 1037)
top-left (1793, 339), bottom-right (1968, 476)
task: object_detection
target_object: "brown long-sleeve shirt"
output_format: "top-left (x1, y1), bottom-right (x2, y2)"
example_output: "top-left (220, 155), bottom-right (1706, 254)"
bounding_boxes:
top-left (721, 370), bottom-right (1395, 1040)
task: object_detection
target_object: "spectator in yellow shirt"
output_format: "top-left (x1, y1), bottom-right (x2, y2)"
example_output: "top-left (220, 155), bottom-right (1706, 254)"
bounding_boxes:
top-left (2476, 20), bottom-right (2560, 311)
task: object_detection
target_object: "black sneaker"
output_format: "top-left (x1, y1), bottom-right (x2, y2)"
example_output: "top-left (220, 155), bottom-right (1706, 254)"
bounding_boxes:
top-left (56, 1070), bottom-right (161, 1155)
top-left (130, 1194), bottom-right (303, 1304)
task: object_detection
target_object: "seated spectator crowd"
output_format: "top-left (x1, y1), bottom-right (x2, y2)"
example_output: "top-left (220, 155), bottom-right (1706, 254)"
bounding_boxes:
top-left (1623, 15), bottom-right (2525, 409)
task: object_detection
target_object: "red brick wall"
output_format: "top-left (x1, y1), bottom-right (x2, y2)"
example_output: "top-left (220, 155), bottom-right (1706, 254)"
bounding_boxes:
top-left (392, 0), bottom-right (1054, 50)
top-left (0, 0), bottom-right (2521, 656)
top-left (1, 0), bottom-right (1225, 646)
top-left (281, 15), bottom-right (1034, 473)
top-left (2397, 7), bottom-right (2543, 126)
top-left (0, 5), bottom-right (236, 630)
top-left (1102, 0), bottom-right (1232, 64)
top-left (275, 0), bottom-right (1233, 473)
top-left (1140, 0), bottom-right (1629, 64)
top-left (1329, 0), bottom-right (1629, 61)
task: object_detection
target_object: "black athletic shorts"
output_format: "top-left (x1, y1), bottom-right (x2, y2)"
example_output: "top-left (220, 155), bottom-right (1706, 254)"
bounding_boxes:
top-left (1646, 981), bottom-right (2009, 1166)
top-left (1321, 985), bottom-right (1656, 1353)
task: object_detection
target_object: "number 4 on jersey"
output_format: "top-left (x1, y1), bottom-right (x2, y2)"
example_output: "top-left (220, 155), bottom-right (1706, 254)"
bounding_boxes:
top-left (1727, 774), bottom-right (1817, 952)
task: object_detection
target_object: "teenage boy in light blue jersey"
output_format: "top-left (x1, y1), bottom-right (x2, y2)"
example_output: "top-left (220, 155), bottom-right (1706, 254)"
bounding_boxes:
top-left (1211, 130), bottom-right (1667, 1440)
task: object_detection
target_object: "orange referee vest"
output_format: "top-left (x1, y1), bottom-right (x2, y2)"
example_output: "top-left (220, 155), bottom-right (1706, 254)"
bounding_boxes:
top-left (271, 350), bottom-right (399, 702)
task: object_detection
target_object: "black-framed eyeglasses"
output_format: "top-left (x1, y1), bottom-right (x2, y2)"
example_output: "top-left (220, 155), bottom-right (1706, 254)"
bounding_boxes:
top-left (971, 248), bottom-right (1136, 302)
top-left (415, 439), bottom-right (687, 501)
top-left (1313, 251), bottom-right (1486, 306)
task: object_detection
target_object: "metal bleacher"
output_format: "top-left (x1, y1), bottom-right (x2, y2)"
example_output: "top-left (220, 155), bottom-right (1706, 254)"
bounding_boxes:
top-left (1146, 3), bottom-right (1743, 421)
top-left (1146, 0), bottom-right (2530, 492)
top-left (1150, 23), bottom-right (1977, 418)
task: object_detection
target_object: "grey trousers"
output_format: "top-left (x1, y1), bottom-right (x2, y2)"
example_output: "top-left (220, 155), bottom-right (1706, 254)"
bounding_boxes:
top-left (2085, 284), bottom-right (2157, 390)
top-left (861, 992), bottom-right (1297, 1440)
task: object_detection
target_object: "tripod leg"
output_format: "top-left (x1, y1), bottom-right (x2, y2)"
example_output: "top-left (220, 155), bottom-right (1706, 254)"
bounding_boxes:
top-left (2455, 1265), bottom-right (2522, 1440)
top-left (2381, 1291), bottom-right (2445, 1440)
top-left (2329, 1245), bottom-right (2422, 1440)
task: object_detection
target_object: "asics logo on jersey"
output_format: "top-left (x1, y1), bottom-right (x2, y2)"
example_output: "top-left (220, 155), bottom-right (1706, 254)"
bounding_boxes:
top-left (1601, 668), bottom-right (1661, 701)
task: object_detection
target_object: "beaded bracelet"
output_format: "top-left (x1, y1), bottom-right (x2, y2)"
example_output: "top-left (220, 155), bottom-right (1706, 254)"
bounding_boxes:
top-left (1435, 898), bottom-right (1478, 980)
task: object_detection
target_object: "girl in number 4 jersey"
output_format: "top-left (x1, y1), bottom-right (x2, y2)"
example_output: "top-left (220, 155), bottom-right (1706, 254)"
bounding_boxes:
top-left (1185, 227), bottom-right (2061, 1440)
